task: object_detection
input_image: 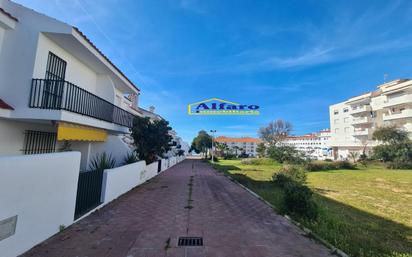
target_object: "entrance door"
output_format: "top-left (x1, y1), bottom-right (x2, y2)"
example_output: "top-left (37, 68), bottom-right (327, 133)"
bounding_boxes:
top-left (42, 52), bottom-right (66, 108)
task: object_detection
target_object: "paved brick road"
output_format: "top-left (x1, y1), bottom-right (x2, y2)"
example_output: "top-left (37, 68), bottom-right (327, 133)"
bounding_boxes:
top-left (22, 159), bottom-right (334, 257)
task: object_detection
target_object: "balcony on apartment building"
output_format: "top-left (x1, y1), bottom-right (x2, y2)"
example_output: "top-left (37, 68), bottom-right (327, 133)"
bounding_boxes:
top-left (382, 93), bottom-right (412, 108)
top-left (29, 79), bottom-right (136, 128)
top-left (352, 116), bottom-right (372, 125)
top-left (350, 105), bottom-right (371, 115)
top-left (353, 128), bottom-right (370, 137)
top-left (383, 109), bottom-right (412, 121)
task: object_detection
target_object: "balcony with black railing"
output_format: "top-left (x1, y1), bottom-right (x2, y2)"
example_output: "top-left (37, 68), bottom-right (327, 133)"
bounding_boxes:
top-left (29, 79), bottom-right (136, 128)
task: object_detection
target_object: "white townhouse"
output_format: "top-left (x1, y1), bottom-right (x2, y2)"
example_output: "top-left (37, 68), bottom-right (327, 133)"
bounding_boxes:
top-left (329, 79), bottom-right (412, 160)
top-left (215, 136), bottom-right (261, 157)
top-left (281, 129), bottom-right (332, 160)
top-left (0, 1), bottom-right (144, 170)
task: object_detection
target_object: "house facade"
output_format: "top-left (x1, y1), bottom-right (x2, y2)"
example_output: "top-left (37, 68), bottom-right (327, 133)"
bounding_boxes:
top-left (281, 129), bottom-right (332, 160)
top-left (215, 136), bottom-right (261, 157)
top-left (329, 79), bottom-right (412, 160)
top-left (0, 0), bottom-right (142, 170)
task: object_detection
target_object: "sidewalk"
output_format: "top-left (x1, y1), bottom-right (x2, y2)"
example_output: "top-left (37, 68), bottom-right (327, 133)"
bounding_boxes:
top-left (22, 159), bottom-right (334, 257)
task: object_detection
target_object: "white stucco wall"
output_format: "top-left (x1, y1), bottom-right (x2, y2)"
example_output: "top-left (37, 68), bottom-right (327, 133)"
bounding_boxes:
top-left (146, 161), bottom-right (159, 180)
top-left (0, 27), bottom-right (5, 55)
top-left (0, 1), bottom-right (135, 136)
top-left (89, 135), bottom-right (132, 167)
top-left (101, 160), bottom-right (146, 204)
top-left (0, 152), bottom-right (81, 257)
top-left (96, 74), bottom-right (116, 104)
top-left (161, 158), bottom-right (169, 171)
top-left (170, 157), bottom-right (177, 166)
top-left (0, 119), bottom-right (58, 156)
top-left (32, 34), bottom-right (98, 93)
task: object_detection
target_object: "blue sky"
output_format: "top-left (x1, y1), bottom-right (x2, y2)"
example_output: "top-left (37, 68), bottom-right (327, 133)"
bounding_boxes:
top-left (15, 0), bottom-right (412, 143)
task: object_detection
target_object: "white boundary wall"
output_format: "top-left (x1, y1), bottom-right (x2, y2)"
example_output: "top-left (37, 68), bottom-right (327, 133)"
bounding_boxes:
top-left (0, 154), bottom-right (186, 257)
top-left (146, 161), bottom-right (159, 180)
top-left (161, 158), bottom-right (169, 171)
top-left (0, 152), bottom-right (81, 257)
top-left (101, 161), bottom-right (146, 204)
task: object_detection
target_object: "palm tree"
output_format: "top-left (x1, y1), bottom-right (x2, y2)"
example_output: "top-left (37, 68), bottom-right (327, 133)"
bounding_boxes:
top-left (349, 151), bottom-right (359, 163)
top-left (233, 146), bottom-right (240, 156)
top-left (215, 142), bottom-right (228, 157)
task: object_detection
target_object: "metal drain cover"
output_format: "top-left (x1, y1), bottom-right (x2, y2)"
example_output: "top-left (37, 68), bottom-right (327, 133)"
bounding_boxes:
top-left (178, 237), bottom-right (203, 246)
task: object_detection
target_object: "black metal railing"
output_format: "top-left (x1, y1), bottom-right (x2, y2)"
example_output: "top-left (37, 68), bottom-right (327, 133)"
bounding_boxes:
top-left (29, 79), bottom-right (135, 127)
top-left (22, 130), bottom-right (57, 155)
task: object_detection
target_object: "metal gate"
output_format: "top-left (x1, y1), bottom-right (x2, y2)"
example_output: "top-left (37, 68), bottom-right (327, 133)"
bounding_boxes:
top-left (74, 169), bottom-right (104, 219)
top-left (157, 159), bottom-right (162, 173)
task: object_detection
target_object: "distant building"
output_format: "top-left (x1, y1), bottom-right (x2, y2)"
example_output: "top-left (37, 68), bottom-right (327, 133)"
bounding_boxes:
top-left (214, 136), bottom-right (261, 157)
top-left (329, 79), bottom-right (412, 160)
top-left (281, 129), bottom-right (332, 160)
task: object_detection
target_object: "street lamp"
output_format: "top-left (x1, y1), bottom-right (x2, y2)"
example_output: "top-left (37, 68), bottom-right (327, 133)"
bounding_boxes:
top-left (210, 130), bottom-right (217, 162)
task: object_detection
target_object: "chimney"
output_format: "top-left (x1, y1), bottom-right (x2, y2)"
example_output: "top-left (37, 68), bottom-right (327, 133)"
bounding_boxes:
top-left (129, 93), bottom-right (138, 109)
top-left (149, 106), bottom-right (155, 113)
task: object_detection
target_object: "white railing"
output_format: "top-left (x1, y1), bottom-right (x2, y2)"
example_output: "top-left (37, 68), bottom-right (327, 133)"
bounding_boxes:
top-left (353, 129), bottom-right (369, 136)
top-left (383, 94), bottom-right (412, 108)
top-left (383, 109), bottom-right (412, 121)
top-left (352, 116), bottom-right (371, 125)
top-left (350, 105), bottom-right (371, 114)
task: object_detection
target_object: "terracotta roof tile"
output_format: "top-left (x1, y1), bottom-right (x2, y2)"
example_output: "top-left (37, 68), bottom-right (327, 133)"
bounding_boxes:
top-left (0, 7), bottom-right (18, 22)
top-left (0, 99), bottom-right (14, 110)
top-left (215, 136), bottom-right (261, 143)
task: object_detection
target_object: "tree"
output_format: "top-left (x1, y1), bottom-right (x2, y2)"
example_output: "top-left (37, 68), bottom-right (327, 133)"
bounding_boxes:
top-left (267, 145), bottom-right (305, 164)
top-left (191, 130), bottom-right (212, 158)
top-left (215, 142), bottom-right (229, 157)
top-left (177, 149), bottom-right (185, 156)
top-left (233, 146), bottom-right (240, 156)
top-left (348, 151), bottom-right (359, 163)
top-left (373, 125), bottom-right (409, 144)
top-left (372, 126), bottom-right (412, 166)
top-left (130, 116), bottom-right (173, 164)
top-left (259, 119), bottom-right (292, 146)
top-left (256, 143), bottom-right (266, 157)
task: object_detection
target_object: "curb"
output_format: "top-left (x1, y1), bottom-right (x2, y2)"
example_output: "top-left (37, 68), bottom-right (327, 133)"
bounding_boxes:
top-left (214, 167), bottom-right (349, 257)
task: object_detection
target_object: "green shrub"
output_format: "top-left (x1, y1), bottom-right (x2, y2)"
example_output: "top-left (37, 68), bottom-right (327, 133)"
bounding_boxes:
top-left (267, 146), bottom-right (306, 164)
top-left (335, 161), bottom-right (356, 169)
top-left (123, 152), bottom-right (139, 165)
top-left (273, 165), bottom-right (307, 186)
top-left (89, 152), bottom-right (116, 171)
top-left (223, 153), bottom-right (236, 160)
top-left (386, 161), bottom-right (412, 169)
top-left (304, 161), bottom-right (356, 171)
top-left (324, 158), bottom-right (333, 162)
top-left (283, 182), bottom-right (318, 220)
top-left (241, 158), bottom-right (277, 165)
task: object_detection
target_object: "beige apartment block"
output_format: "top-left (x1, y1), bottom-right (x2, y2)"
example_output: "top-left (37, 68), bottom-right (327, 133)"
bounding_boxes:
top-left (329, 79), bottom-right (412, 160)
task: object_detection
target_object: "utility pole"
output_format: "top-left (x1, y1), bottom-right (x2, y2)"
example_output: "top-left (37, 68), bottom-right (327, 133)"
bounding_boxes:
top-left (210, 130), bottom-right (217, 162)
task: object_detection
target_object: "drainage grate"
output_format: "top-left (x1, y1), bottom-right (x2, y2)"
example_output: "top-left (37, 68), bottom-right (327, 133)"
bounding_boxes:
top-left (178, 237), bottom-right (203, 247)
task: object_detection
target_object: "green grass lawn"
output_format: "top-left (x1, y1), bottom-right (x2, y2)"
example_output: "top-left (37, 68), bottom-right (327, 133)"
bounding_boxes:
top-left (210, 159), bottom-right (412, 257)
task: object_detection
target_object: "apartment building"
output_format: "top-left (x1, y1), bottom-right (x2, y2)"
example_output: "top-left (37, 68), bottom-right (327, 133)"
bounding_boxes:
top-left (282, 129), bottom-right (332, 160)
top-left (0, 1), bottom-right (143, 169)
top-left (215, 136), bottom-right (261, 157)
top-left (329, 79), bottom-right (412, 160)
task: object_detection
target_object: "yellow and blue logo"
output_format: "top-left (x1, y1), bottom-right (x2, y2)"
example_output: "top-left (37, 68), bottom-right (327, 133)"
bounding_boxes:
top-left (188, 98), bottom-right (260, 115)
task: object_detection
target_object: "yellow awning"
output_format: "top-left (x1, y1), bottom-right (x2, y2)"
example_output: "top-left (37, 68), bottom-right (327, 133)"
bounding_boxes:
top-left (57, 122), bottom-right (107, 142)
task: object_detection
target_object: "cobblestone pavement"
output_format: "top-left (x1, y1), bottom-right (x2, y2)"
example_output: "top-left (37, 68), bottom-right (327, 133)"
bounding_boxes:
top-left (22, 159), bottom-right (335, 257)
